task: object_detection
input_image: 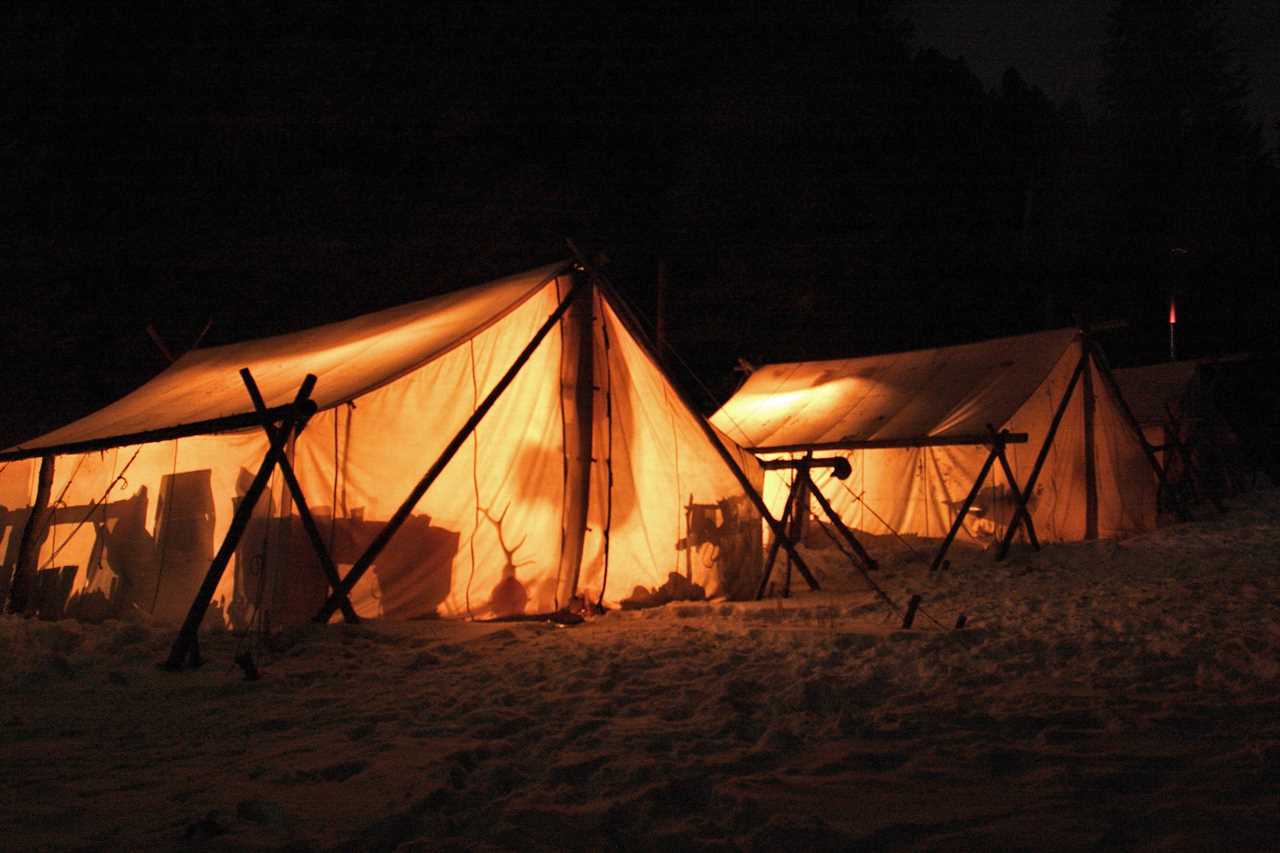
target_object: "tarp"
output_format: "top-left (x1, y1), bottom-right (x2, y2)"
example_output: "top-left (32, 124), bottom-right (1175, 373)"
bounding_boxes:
top-left (717, 328), bottom-right (1080, 448)
top-left (712, 329), bottom-right (1157, 548)
top-left (0, 264), bottom-right (763, 625)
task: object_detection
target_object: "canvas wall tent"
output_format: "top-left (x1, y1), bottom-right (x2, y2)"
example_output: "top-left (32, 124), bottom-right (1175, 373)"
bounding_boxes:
top-left (0, 262), bottom-right (770, 642)
top-left (1113, 359), bottom-right (1244, 501)
top-left (710, 328), bottom-right (1167, 566)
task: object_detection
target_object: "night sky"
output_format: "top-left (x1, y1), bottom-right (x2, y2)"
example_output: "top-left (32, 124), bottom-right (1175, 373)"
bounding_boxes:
top-left (2, 1), bottom-right (1277, 449)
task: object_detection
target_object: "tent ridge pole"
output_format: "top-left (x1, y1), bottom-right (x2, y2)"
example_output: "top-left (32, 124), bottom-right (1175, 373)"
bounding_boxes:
top-left (748, 433), bottom-right (1030, 454)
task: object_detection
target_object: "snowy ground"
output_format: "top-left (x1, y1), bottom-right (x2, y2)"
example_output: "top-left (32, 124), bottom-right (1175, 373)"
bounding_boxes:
top-left (4, 491), bottom-right (1280, 851)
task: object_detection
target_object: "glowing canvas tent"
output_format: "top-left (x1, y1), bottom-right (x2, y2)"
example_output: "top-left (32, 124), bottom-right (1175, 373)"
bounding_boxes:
top-left (711, 329), bottom-right (1169, 568)
top-left (0, 262), bottom-right (771, 655)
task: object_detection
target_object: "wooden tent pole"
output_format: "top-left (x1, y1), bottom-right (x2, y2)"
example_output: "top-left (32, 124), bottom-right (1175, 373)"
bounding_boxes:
top-left (749, 432), bottom-right (1029, 455)
top-left (239, 369), bottom-right (360, 624)
top-left (1086, 340), bottom-right (1188, 521)
top-left (164, 375), bottom-right (317, 670)
top-left (6, 455), bottom-right (54, 613)
top-left (755, 473), bottom-right (800, 599)
top-left (997, 352), bottom-right (1088, 560)
top-left (566, 242), bottom-right (822, 595)
top-left (1082, 338), bottom-right (1099, 539)
top-left (558, 276), bottom-right (595, 602)
top-left (313, 274), bottom-right (583, 623)
top-left (930, 443), bottom-right (999, 572)
top-left (806, 474), bottom-right (878, 573)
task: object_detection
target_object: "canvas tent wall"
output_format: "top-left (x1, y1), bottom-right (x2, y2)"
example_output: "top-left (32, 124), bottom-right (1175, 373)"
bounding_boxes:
top-left (710, 329), bottom-right (1161, 557)
top-left (0, 262), bottom-right (764, 627)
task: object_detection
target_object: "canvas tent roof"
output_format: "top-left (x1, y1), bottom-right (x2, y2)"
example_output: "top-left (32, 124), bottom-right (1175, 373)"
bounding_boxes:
top-left (6, 262), bottom-right (569, 457)
top-left (713, 328), bottom-right (1080, 450)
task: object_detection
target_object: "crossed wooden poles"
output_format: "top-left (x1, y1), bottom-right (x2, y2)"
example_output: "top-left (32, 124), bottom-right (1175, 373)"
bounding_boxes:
top-left (163, 275), bottom-right (585, 669)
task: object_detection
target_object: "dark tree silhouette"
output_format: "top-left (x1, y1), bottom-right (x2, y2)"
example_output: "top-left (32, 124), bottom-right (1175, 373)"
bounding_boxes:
top-left (1093, 0), bottom-right (1276, 359)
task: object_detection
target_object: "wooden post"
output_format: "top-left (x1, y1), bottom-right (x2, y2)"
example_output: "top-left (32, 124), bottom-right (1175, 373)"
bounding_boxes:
top-left (569, 243), bottom-right (821, 596)
top-left (164, 376), bottom-right (317, 670)
top-left (239, 369), bottom-right (359, 624)
top-left (996, 353), bottom-right (1088, 559)
top-left (902, 594), bottom-right (922, 629)
top-left (929, 444), bottom-right (999, 572)
top-left (314, 274), bottom-right (583, 623)
top-left (1082, 341), bottom-right (1099, 540)
top-left (558, 277), bottom-right (594, 602)
top-left (7, 455), bottom-right (54, 614)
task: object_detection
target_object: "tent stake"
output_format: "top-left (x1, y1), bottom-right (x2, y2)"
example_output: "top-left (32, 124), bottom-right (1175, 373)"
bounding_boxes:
top-left (314, 274), bottom-right (584, 623)
top-left (902, 594), bottom-right (922, 629)
top-left (997, 352), bottom-right (1088, 560)
top-left (239, 369), bottom-right (360, 624)
top-left (164, 375), bottom-right (317, 670)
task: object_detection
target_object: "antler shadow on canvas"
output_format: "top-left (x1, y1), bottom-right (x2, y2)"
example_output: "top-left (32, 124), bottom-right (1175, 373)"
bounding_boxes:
top-left (480, 504), bottom-right (533, 617)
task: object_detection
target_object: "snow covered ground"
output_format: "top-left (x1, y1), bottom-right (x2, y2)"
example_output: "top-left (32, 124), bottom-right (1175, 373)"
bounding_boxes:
top-left (4, 490), bottom-right (1280, 851)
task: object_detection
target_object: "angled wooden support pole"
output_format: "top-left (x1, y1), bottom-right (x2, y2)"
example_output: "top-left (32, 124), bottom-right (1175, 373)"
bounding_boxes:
top-left (807, 477), bottom-right (878, 573)
top-left (997, 352), bottom-right (1088, 560)
top-left (987, 425), bottom-right (1040, 551)
top-left (808, 480), bottom-right (905, 621)
top-left (755, 474), bottom-right (800, 600)
top-left (1086, 340), bottom-right (1189, 522)
top-left (239, 369), bottom-right (359, 624)
top-left (930, 443), bottom-right (999, 573)
top-left (314, 274), bottom-right (583, 623)
top-left (164, 374), bottom-right (318, 671)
